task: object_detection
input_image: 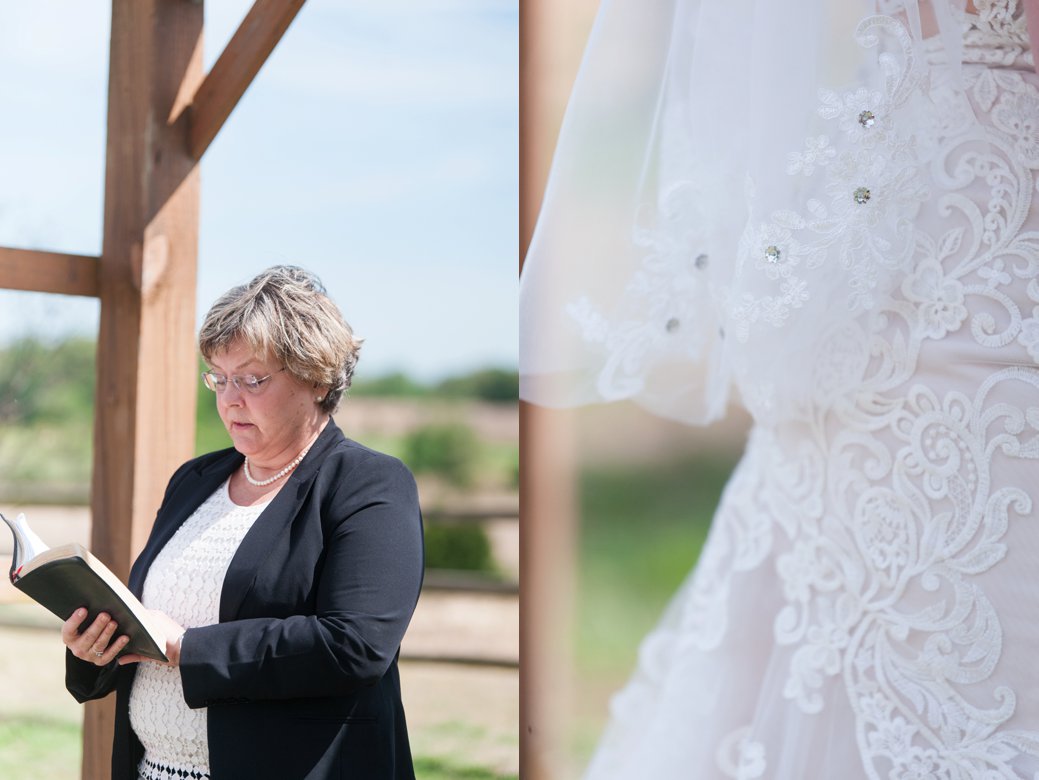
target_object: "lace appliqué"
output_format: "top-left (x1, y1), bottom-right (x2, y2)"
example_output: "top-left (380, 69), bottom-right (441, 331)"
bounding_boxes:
top-left (1019, 279), bottom-right (1039, 361)
top-left (717, 727), bottom-right (767, 780)
top-left (565, 181), bottom-right (717, 401)
top-left (730, 15), bottom-right (927, 349)
top-left (961, 0), bottom-right (1034, 70)
top-left (668, 10), bottom-right (1039, 780)
top-left (764, 64), bottom-right (1039, 780)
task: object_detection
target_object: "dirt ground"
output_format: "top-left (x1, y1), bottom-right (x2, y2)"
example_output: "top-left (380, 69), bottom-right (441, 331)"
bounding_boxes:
top-left (0, 505), bottom-right (518, 777)
top-left (336, 399), bottom-right (518, 444)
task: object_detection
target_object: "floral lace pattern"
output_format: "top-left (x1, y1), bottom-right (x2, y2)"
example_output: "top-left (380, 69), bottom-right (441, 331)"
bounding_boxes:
top-left (566, 182), bottom-right (717, 400)
top-left (128, 481), bottom-right (268, 780)
top-left (731, 16), bottom-right (925, 343)
top-left (582, 3), bottom-right (1039, 779)
top-left (961, 0), bottom-right (1034, 69)
top-left (733, 27), bottom-right (1039, 780)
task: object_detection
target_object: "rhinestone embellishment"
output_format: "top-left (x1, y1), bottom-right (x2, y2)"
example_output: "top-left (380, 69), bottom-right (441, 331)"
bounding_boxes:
top-left (665, 317), bottom-right (680, 333)
top-left (694, 253), bottom-right (709, 269)
top-left (858, 110), bottom-right (876, 128)
top-left (853, 187), bottom-right (871, 205)
top-left (764, 245), bottom-right (782, 264)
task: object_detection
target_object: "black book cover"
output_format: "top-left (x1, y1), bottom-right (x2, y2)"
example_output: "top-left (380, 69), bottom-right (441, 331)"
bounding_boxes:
top-left (3, 512), bottom-right (168, 662)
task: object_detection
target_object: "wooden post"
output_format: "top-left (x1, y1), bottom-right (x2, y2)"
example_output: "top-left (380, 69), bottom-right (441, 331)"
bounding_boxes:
top-left (83, 2), bottom-right (204, 776)
top-left (520, 1), bottom-right (600, 777)
top-left (0, 2), bottom-right (305, 776)
top-left (518, 403), bottom-right (576, 779)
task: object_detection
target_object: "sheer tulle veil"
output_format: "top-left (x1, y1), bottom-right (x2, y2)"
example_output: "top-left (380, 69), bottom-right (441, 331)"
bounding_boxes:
top-left (519, 0), bottom-right (983, 426)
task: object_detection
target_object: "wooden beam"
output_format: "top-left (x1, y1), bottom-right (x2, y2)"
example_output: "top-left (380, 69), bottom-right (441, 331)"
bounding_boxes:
top-left (187, 0), bottom-right (306, 160)
top-left (0, 247), bottom-right (100, 297)
top-left (83, 1), bottom-right (204, 777)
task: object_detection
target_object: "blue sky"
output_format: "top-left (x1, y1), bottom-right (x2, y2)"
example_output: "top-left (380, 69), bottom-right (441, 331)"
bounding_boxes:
top-left (0, 1), bottom-right (518, 381)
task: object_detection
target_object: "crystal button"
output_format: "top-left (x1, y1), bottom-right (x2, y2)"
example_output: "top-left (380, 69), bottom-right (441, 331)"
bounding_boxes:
top-left (858, 110), bottom-right (876, 128)
top-left (853, 187), bottom-right (871, 205)
top-left (764, 245), bottom-right (782, 264)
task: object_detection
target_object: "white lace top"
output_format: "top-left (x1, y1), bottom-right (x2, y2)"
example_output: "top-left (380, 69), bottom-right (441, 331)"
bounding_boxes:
top-left (128, 479), bottom-right (269, 780)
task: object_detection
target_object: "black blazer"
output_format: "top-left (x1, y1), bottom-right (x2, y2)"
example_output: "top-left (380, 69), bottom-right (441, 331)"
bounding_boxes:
top-left (66, 420), bottom-right (424, 779)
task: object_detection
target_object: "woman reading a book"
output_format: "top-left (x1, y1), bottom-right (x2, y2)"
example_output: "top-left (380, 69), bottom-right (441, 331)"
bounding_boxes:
top-left (60, 266), bottom-right (424, 780)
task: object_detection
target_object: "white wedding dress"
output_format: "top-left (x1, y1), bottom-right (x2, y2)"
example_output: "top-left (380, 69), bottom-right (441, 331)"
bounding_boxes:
top-left (522, 2), bottom-right (1039, 778)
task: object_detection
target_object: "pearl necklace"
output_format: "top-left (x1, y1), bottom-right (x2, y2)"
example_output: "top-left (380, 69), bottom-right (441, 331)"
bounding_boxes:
top-left (243, 445), bottom-right (311, 487)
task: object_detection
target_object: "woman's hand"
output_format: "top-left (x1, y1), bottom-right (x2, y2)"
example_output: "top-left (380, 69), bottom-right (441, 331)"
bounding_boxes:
top-left (117, 610), bottom-right (186, 668)
top-left (62, 608), bottom-right (129, 666)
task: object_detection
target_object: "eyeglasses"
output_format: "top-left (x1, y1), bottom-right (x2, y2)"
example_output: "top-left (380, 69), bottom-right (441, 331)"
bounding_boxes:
top-left (201, 367), bottom-right (285, 395)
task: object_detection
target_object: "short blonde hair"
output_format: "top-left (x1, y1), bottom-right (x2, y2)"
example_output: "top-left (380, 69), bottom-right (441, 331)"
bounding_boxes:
top-left (198, 266), bottom-right (362, 414)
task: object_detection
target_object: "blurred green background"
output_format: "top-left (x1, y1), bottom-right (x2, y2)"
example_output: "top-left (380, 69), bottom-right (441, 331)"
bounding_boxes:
top-left (566, 410), bottom-right (745, 770)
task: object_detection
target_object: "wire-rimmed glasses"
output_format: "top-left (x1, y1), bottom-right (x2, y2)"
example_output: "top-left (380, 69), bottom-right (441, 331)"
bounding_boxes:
top-left (200, 367), bottom-right (285, 395)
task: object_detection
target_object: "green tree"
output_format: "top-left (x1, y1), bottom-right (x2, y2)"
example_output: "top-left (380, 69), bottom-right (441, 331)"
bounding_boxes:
top-left (435, 368), bottom-right (517, 403)
top-left (402, 422), bottom-right (478, 487)
top-left (0, 336), bottom-right (96, 425)
top-left (350, 371), bottom-right (430, 398)
top-left (423, 522), bottom-right (495, 573)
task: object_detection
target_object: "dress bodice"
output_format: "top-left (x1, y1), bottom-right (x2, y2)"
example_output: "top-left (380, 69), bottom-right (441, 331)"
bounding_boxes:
top-left (966, 0), bottom-right (1032, 68)
top-left (925, 0), bottom-right (1034, 69)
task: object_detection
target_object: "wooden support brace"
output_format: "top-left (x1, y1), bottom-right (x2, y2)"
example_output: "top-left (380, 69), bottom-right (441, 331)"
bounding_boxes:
top-left (188, 0), bottom-right (306, 160)
top-left (0, 247), bottom-right (100, 297)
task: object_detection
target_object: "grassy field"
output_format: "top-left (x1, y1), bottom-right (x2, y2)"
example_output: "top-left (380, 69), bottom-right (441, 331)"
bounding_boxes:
top-left (414, 757), bottom-right (518, 780)
top-left (569, 451), bottom-right (740, 764)
top-left (0, 716), bottom-right (82, 780)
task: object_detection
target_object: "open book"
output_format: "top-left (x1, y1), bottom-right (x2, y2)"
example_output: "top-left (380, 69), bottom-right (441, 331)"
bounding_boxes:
top-left (2, 511), bottom-right (168, 662)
